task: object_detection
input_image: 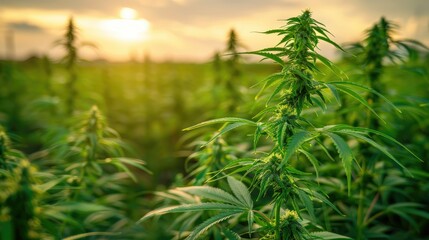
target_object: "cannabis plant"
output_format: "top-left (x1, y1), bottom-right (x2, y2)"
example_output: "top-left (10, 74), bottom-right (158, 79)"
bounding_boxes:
top-left (335, 17), bottom-right (429, 239)
top-left (224, 29), bottom-right (246, 112)
top-left (55, 17), bottom-right (96, 116)
top-left (48, 106), bottom-right (150, 236)
top-left (345, 17), bottom-right (427, 128)
top-left (0, 128), bottom-right (42, 240)
top-left (140, 10), bottom-right (421, 240)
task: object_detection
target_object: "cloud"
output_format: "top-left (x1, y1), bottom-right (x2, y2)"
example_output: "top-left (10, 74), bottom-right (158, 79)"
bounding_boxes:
top-left (7, 22), bottom-right (45, 32)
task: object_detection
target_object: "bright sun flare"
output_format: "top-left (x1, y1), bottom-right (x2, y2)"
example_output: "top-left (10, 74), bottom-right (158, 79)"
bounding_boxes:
top-left (101, 7), bottom-right (150, 42)
top-left (120, 7), bottom-right (137, 20)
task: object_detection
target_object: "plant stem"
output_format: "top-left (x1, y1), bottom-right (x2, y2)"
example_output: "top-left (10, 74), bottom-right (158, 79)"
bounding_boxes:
top-left (275, 201), bottom-right (281, 239)
top-left (356, 159), bottom-right (367, 240)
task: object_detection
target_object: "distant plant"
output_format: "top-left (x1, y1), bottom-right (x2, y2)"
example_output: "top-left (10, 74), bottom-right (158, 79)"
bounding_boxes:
top-left (225, 29), bottom-right (244, 79)
top-left (55, 17), bottom-right (96, 116)
top-left (345, 17), bottom-right (428, 128)
top-left (337, 17), bottom-right (429, 239)
top-left (59, 106), bottom-right (150, 192)
top-left (224, 29), bottom-right (246, 112)
top-left (185, 134), bottom-right (243, 186)
top-left (42, 55), bottom-right (54, 97)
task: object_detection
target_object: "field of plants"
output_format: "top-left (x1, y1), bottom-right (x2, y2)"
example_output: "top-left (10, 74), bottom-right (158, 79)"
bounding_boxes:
top-left (1, 9), bottom-right (429, 240)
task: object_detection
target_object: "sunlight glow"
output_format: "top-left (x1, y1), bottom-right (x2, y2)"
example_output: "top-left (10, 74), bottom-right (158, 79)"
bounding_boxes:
top-left (120, 7), bottom-right (137, 20)
top-left (99, 7), bottom-right (150, 42)
top-left (101, 19), bottom-right (150, 42)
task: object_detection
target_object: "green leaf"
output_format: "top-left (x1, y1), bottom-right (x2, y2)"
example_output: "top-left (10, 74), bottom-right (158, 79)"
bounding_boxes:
top-left (63, 232), bottom-right (120, 240)
top-left (178, 186), bottom-right (244, 207)
top-left (246, 51), bottom-right (285, 67)
top-left (330, 81), bottom-right (401, 113)
top-left (186, 211), bottom-right (241, 240)
top-left (253, 73), bottom-right (284, 99)
top-left (247, 210), bottom-right (254, 237)
top-left (111, 157), bottom-right (151, 174)
top-left (335, 84), bottom-right (383, 122)
top-left (37, 177), bottom-right (65, 192)
top-left (336, 130), bottom-right (408, 172)
top-left (266, 80), bottom-right (287, 105)
top-left (297, 189), bottom-right (315, 220)
top-left (310, 190), bottom-right (343, 216)
top-left (324, 124), bottom-right (421, 161)
top-left (298, 149), bottom-right (319, 179)
top-left (351, 127), bottom-right (422, 162)
top-left (109, 160), bottom-right (137, 182)
top-left (253, 123), bottom-right (263, 150)
top-left (54, 202), bottom-right (114, 213)
top-left (184, 118), bottom-right (256, 131)
top-left (325, 132), bottom-right (353, 196)
top-left (317, 36), bottom-right (345, 52)
top-left (279, 131), bottom-right (314, 168)
top-left (227, 176), bottom-right (253, 208)
top-left (324, 83), bottom-right (341, 105)
top-left (137, 203), bottom-right (243, 224)
top-left (204, 122), bottom-right (250, 147)
top-left (311, 231), bottom-right (351, 239)
top-left (221, 228), bottom-right (241, 240)
top-left (278, 121), bottom-right (288, 147)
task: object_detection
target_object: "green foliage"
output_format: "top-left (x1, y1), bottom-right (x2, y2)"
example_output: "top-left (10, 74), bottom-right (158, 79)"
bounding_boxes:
top-left (0, 105), bottom-right (150, 239)
top-left (0, 7), bottom-right (428, 240)
top-left (157, 9), bottom-right (425, 240)
top-left (139, 176), bottom-right (255, 239)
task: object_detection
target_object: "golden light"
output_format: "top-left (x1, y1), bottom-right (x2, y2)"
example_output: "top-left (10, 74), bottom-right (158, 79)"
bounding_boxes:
top-left (100, 8), bottom-right (150, 42)
top-left (120, 7), bottom-right (137, 20)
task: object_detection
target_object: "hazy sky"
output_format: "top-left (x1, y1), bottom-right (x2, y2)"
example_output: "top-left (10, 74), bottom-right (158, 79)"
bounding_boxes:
top-left (0, 0), bottom-right (428, 61)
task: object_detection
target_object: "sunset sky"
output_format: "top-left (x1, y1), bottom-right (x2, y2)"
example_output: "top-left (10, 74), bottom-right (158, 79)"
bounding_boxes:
top-left (0, 0), bottom-right (428, 62)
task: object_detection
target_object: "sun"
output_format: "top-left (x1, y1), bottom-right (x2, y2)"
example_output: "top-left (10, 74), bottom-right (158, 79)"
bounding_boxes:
top-left (120, 7), bottom-right (137, 20)
top-left (100, 7), bottom-right (150, 42)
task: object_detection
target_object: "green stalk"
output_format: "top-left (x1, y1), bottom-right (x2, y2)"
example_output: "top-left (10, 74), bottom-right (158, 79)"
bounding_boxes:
top-left (275, 200), bottom-right (282, 239)
top-left (356, 160), bottom-right (367, 240)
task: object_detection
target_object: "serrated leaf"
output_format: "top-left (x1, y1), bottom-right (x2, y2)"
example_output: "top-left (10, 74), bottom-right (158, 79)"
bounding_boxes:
top-left (297, 189), bottom-right (315, 221)
top-left (325, 132), bottom-right (353, 196)
top-left (227, 176), bottom-right (253, 209)
top-left (330, 81), bottom-right (401, 113)
top-left (336, 130), bottom-right (408, 172)
top-left (278, 121), bottom-right (288, 147)
top-left (266, 80), bottom-right (287, 105)
top-left (317, 36), bottom-right (345, 52)
top-left (335, 85), bottom-right (383, 122)
top-left (204, 122), bottom-right (250, 147)
top-left (247, 210), bottom-right (254, 237)
top-left (221, 228), bottom-right (241, 240)
top-left (310, 231), bottom-right (351, 239)
top-left (279, 131), bottom-right (314, 168)
top-left (253, 123), bottom-right (263, 150)
top-left (351, 127), bottom-right (422, 162)
top-left (137, 203), bottom-right (243, 224)
top-left (246, 51), bottom-right (285, 66)
top-left (186, 211), bottom-right (240, 240)
top-left (310, 190), bottom-right (343, 216)
top-left (184, 118), bottom-right (256, 131)
top-left (110, 157), bottom-right (151, 174)
top-left (63, 232), bottom-right (120, 240)
top-left (324, 83), bottom-right (341, 105)
top-left (178, 186), bottom-right (243, 207)
top-left (298, 149), bottom-right (319, 179)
